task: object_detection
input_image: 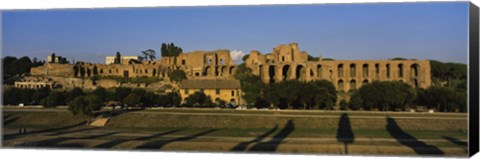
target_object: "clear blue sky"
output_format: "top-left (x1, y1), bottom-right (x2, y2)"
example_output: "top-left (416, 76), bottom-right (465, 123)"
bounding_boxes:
top-left (2, 2), bottom-right (469, 64)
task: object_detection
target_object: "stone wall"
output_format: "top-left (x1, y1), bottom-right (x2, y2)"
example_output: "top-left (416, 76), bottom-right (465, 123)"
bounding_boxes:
top-left (30, 63), bottom-right (74, 77)
top-left (160, 50), bottom-right (237, 79)
top-left (246, 43), bottom-right (432, 91)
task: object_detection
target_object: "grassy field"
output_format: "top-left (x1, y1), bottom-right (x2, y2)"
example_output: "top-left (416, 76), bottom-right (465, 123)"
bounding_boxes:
top-left (2, 108), bottom-right (468, 156)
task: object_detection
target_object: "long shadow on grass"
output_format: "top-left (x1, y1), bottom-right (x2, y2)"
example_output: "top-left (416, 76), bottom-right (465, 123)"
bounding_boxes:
top-left (443, 136), bottom-right (468, 153)
top-left (134, 129), bottom-right (217, 150)
top-left (231, 125), bottom-right (279, 152)
top-left (94, 129), bottom-right (183, 149)
top-left (248, 120), bottom-right (295, 152)
top-left (22, 131), bottom-right (119, 148)
top-left (3, 116), bottom-right (19, 126)
top-left (386, 116), bottom-right (444, 155)
top-left (336, 113), bottom-right (354, 154)
top-left (442, 136), bottom-right (467, 147)
top-left (47, 127), bottom-right (100, 136)
top-left (3, 121), bottom-right (87, 141)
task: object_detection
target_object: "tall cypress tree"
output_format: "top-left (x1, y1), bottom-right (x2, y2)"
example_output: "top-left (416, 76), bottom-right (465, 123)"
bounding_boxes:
top-left (115, 52), bottom-right (121, 64)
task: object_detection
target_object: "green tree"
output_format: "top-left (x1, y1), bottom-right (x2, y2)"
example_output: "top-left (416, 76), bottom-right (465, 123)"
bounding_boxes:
top-left (254, 98), bottom-right (270, 109)
top-left (322, 58), bottom-right (335, 61)
top-left (165, 92), bottom-right (181, 107)
top-left (93, 87), bottom-right (108, 102)
top-left (313, 80), bottom-right (338, 106)
top-left (349, 93), bottom-right (363, 110)
top-left (50, 53), bottom-right (56, 63)
top-left (115, 87), bottom-right (132, 102)
top-left (124, 93), bottom-right (142, 108)
top-left (131, 88), bottom-right (147, 96)
top-left (234, 63), bottom-right (265, 106)
top-left (429, 60), bottom-right (467, 88)
top-left (242, 54), bottom-right (250, 62)
top-left (3, 87), bottom-right (21, 105)
top-left (356, 81), bottom-right (416, 111)
top-left (168, 70), bottom-right (187, 82)
top-left (144, 91), bottom-right (158, 107)
top-left (339, 99), bottom-right (348, 110)
top-left (3, 56), bottom-right (18, 78)
top-left (41, 91), bottom-right (67, 108)
top-left (307, 55), bottom-right (320, 61)
top-left (31, 57), bottom-right (45, 67)
top-left (115, 52), bottom-right (122, 64)
top-left (73, 65), bottom-right (80, 77)
top-left (161, 43), bottom-right (167, 57)
top-left (17, 56), bottom-right (33, 75)
top-left (391, 57), bottom-right (407, 60)
top-left (141, 49), bottom-right (156, 60)
top-left (160, 43), bottom-right (183, 57)
top-left (67, 87), bottom-right (85, 102)
top-left (68, 95), bottom-right (103, 124)
top-left (2, 56), bottom-right (34, 82)
top-left (32, 87), bottom-right (51, 105)
top-left (185, 91), bottom-right (213, 107)
top-left (418, 86), bottom-right (465, 112)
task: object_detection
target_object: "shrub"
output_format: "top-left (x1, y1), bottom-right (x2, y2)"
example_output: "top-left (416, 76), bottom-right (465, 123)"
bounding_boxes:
top-left (124, 93), bottom-right (142, 108)
top-left (168, 70), bottom-right (187, 82)
top-left (339, 99), bottom-right (348, 110)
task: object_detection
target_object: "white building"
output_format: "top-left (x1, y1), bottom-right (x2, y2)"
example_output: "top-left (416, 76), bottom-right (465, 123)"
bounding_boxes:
top-left (105, 55), bottom-right (144, 64)
top-left (47, 55), bottom-right (67, 63)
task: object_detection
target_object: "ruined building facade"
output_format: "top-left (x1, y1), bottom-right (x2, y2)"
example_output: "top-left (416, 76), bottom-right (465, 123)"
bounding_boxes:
top-left (160, 50), bottom-right (237, 79)
top-left (31, 50), bottom-right (237, 80)
top-left (245, 43), bottom-right (432, 91)
top-left (25, 43), bottom-right (431, 93)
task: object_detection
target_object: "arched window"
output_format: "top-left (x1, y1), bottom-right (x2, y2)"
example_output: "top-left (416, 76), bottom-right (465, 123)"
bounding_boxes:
top-left (350, 80), bottom-right (356, 91)
top-left (338, 64), bottom-right (344, 78)
top-left (282, 65), bottom-right (290, 80)
top-left (410, 64), bottom-right (419, 77)
top-left (362, 79), bottom-right (368, 85)
top-left (350, 64), bottom-right (356, 77)
top-left (398, 64), bottom-right (404, 78)
top-left (362, 64), bottom-right (368, 78)
top-left (295, 65), bottom-right (304, 80)
top-left (386, 64), bottom-right (391, 78)
top-left (204, 66), bottom-right (211, 76)
top-left (338, 80), bottom-right (344, 91)
top-left (317, 65), bottom-right (322, 78)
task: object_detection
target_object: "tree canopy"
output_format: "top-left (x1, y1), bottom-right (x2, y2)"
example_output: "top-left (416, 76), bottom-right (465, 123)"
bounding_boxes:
top-left (161, 43), bottom-right (183, 57)
top-left (168, 70), bottom-right (187, 82)
top-left (141, 49), bottom-right (156, 60)
top-left (353, 81), bottom-right (416, 111)
top-left (114, 52), bottom-right (121, 64)
top-left (307, 55), bottom-right (320, 61)
top-left (2, 56), bottom-right (43, 82)
top-left (68, 95), bottom-right (103, 123)
top-left (185, 91), bottom-right (213, 107)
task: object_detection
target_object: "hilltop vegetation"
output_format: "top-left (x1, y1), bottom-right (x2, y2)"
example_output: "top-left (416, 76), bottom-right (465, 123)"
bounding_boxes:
top-left (2, 56), bottom-right (44, 83)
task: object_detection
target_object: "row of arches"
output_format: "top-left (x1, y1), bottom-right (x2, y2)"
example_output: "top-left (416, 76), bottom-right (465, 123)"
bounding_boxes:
top-left (337, 79), bottom-right (369, 91)
top-left (259, 64), bottom-right (308, 83)
top-left (337, 78), bottom-right (420, 92)
top-left (204, 65), bottom-right (236, 76)
top-left (258, 62), bottom-right (421, 84)
top-left (336, 63), bottom-right (420, 79)
top-left (74, 65), bottom-right (160, 78)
